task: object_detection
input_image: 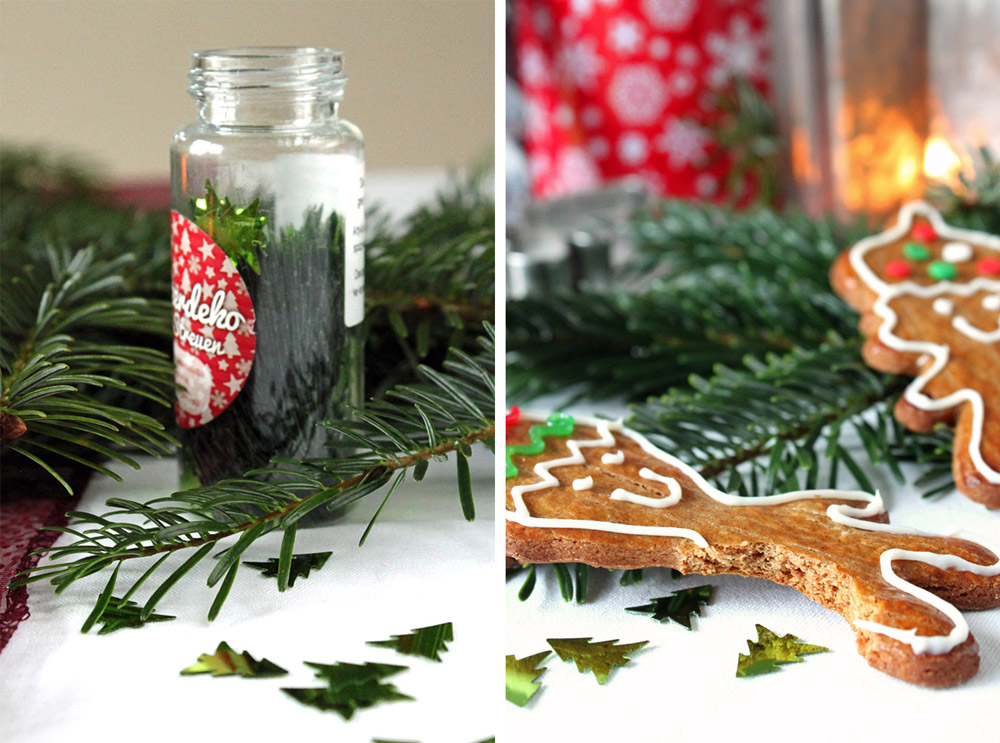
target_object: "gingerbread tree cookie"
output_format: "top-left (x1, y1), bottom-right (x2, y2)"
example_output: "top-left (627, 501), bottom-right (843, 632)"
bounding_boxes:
top-left (830, 201), bottom-right (1000, 507)
top-left (506, 411), bottom-right (1000, 687)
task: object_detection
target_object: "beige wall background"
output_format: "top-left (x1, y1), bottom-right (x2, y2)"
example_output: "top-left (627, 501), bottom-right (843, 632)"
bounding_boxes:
top-left (0, 0), bottom-right (494, 181)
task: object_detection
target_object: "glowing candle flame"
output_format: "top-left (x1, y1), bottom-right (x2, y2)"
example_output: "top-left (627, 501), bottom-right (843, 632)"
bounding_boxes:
top-left (924, 136), bottom-right (962, 180)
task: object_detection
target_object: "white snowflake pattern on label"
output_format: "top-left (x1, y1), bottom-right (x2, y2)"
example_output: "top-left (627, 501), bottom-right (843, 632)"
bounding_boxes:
top-left (171, 211), bottom-right (256, 428)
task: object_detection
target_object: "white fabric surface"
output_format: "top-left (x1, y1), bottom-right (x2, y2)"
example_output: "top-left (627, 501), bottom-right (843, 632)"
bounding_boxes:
top-left (506, 403), bottom-right (1000, 741)
top-left (1, 449), bottom-right (496, 743)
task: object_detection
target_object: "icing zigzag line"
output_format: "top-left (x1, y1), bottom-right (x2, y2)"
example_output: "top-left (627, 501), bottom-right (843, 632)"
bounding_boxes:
top-left (504, 412), bottom-right (575, 478)
top-left (872, 280), bottom-right (1000, 484)
top-left (847, 201), bottom-right (1000, 484)
top-left (507, 412), bottom-right (1000, 655)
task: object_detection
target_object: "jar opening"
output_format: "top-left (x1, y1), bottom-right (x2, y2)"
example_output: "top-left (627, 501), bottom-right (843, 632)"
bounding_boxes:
top-left (189, 46), bottom-right (345, 100)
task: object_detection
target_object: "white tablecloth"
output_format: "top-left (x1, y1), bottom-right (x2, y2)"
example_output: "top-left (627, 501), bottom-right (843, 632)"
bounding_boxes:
top-left (2, 167), bottom-right (499, 743)
top-left (505, 402), bottom-right (1000, 742)
top-left (1, 450), bottom-right (496, 743)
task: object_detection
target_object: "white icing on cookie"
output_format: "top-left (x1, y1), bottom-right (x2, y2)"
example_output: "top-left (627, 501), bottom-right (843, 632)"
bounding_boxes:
top-left (572, 476), bottom-right (594, 491)
top-left (848, 201), bottom-right (1000, 485)
top-left (932, 298), bottom-right (953, 316)
top-left (952, 314), bottom-right (1000, 344)
top-left (608, 468), bottom-right (684, 509)
top-left (601, 450), bottom-right (625, 465)
top-left (610, 486), bottom-right (681, 509)
top-left (984, 294), bottom-right (1000, 312)
top-left (507, 412), bottom-right (1000, 655)
top-left (942, 241), bottom-right (974, 263)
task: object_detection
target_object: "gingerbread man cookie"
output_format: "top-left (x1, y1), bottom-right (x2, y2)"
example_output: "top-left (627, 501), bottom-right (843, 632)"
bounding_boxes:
top-left (830, 201), bottom-right (1000, 507)
top-left (506, 411), bottom-right (1000, 687)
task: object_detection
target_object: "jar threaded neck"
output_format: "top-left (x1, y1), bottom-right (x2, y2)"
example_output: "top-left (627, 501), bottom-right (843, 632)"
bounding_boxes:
top-left (189, 47), bottom-right (346, 128)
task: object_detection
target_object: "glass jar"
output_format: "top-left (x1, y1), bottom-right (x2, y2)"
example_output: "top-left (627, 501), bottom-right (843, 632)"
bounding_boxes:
top-left (170, 47), bottom-right (364, 488)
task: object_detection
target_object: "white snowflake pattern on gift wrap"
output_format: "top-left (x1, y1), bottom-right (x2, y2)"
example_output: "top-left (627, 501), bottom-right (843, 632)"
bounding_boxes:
top-left (642, 0), bottom-right (696, 31)
top-left (609, 16), bottom-right (644, 55)
top-left (677, 43), bottom-right (700, 66)
top-left (607, 64), bottom-right (669, 126)
top-left (524, 99), bottom-right (552, 143)
top-left (669, 70), bottom-right (697, 97)
top-left (555, 103), bottom-right (575, 128)
top-left (656, 118), bottom-right (711, 168)
top-left (649, 37), bottom-right (671, 60)
top-left (518, 43), bottom-right (550, 88)
top-left (588, 136), bottom-right (610, 159)
top-left (188, 256), bottom-right (201, 276)
top-left (561, 15), bottom-right (582, 39)
top-left (550, 147), bottom-right (601, 195)
top-left (529, 151), bottom-right (552, 183)
top-left (560, 38), bottom-right (605, 91)
top-left (639, 169), bottom-right (667, 193)
top-left (581, 105), bottom-right (603, 129)
top-left (696, 173), bottom-right (719, 198)
top-left (532, 5), bottom-right (553, 38)
top-left (705, 15), bottom-right (766, 87)
top-left (617, 131), bottom-right (649, 166)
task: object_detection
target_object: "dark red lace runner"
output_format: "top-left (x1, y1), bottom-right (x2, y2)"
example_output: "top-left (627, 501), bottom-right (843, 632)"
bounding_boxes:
top-left (1, 479), bottom-right (84, 653)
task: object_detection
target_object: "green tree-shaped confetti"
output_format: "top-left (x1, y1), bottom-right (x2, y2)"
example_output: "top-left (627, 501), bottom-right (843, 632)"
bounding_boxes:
top-left (282, 662), bottom-right (413, 719)
top-left (736, 624), bottom-right (829, 678)
top-left (192, 180), bottom-right (267, 273)
top-left (181, 641), bottom-right (287, 678)
top-left (626, 585), bottom-right (713, 629)
top-left (243, 551), bottom-right (332, 588)
top-left (367, 622), bottom-right (453, 661)
top-left (505, 651), bottom-right (550, 707)
top-left (86, 597), bottom-right (174, 635)
top-left (547, 637), bottom-right (648, 685)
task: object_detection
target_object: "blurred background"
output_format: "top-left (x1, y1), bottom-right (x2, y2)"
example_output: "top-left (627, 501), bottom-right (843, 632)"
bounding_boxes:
top-left (1, 0), bottom-right (494, 206)
top-left (506, 0), bottom-right (1000, 295)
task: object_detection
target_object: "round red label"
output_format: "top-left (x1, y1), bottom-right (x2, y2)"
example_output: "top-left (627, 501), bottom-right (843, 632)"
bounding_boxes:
top-left (170, 211), bottom-right (257, 428)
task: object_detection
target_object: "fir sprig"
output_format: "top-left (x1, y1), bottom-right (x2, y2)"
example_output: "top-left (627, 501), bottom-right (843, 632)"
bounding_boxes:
top-left (1, 243), bottom-right (176, 491)
top-left (507, 152), bottom-right (998, 603)
top-left (14, 330), bottom-right (494, 622)
top-left (925, 146), bottom-right (1000, 235)
top-left (365, 167), bottom-right (495, 396)
top-left (507, 202), bottom-right (867, 402)
top-left (2, 147), bottom-right (495, 493)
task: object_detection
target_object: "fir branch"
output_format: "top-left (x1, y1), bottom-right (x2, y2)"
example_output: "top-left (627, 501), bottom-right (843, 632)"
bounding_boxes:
top-left (701, 77), bottom-right (781, 207)
top-left (1, 146), bottom-right (496, 492)
top-left (1, 243), bottom-right (175, 491)
top-left (508, 202), bottom-right (866, 402)
top-left (925, 146), bottom-right (1000, 235)
top-left (365, 169), bottom-right (495, 396)
top-left (15, 328), bottom-right (495, 622)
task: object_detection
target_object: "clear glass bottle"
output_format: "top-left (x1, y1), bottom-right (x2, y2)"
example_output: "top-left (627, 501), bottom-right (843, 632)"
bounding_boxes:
top-left (170, 47), bottom-right (364, 487)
